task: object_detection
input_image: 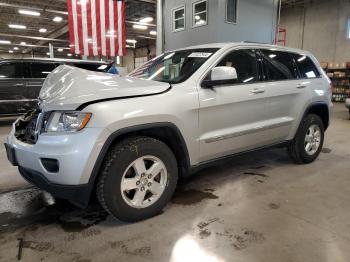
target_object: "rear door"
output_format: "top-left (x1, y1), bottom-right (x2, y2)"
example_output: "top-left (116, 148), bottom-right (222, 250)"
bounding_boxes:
top-left (259, 49), bottom-right (312, 141)
top-left (26, 61), bottom-right (57, 100)
top-left (198, 48), bottom-right (272, 162)
top-left (0, 61), bottom-right (28, 115)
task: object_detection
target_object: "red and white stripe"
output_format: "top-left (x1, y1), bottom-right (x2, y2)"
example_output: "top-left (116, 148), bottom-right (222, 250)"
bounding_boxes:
top-left (67, 0), bottom-right (126, 57)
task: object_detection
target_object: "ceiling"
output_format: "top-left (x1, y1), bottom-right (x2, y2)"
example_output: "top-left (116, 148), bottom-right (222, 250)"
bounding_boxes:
top-left (0, 0), bottom-right (156, 58)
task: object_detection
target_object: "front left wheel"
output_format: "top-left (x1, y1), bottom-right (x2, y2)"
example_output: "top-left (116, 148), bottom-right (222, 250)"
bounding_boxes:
top-left (96, 136), bottom-right (178, 222)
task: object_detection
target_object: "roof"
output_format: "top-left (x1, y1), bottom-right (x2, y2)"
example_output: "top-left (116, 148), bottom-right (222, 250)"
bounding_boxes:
top-left (172, 42), bottom-right (311, 55)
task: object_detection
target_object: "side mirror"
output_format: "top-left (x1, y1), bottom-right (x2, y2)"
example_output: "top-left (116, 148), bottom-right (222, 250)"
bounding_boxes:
top-left (202, 66), bottom-right (238, 88)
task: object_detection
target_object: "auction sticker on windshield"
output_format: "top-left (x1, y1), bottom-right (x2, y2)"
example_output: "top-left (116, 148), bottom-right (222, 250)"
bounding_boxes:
top-left (188, 52), bottom-right (213, 58)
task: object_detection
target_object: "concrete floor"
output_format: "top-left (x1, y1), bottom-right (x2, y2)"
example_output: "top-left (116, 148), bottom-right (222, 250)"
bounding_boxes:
top-left (0, 103), bottom-right (350, 262)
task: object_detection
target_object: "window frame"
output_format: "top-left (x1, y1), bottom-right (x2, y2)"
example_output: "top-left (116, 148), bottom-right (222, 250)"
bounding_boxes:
top-left (225, 0), bottom-right (238, 25)
top-left (172, 5), bottom-right (186, 32)
top-left (290, 53), bottom-right (321, 80)
top-left (0, 61), bottom-right (23, 79)
top-left (29, 61), bottom-right (57, 79)
top-left (200, 48), bottom-right (259, 87)
top-left (192, 0), bottom-right (208, 28)
top-left (259, 49), bottom-right (299, 81)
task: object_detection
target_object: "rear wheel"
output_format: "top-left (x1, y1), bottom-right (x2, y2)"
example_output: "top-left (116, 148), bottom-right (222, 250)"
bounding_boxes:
top-left (288, 114), bottom-right (324, 164)
top-left (97, 136), bottom-right (178, 222)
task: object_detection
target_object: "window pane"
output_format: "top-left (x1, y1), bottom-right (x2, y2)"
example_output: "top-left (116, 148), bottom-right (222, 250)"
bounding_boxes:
top-left (226, 0), bottom-right (237, 23)
top-left (175, 19), bottom-right (185, 30)
top-left (30, 62), bottom-right (56, 78)
top-left (216, 49), bottom-right (257, 83)
top-left (260, 50), bottom-right (297, 80)
top-left (293, 54), bottom-right (320, 78)
top-left (194, 1), bottom-right (206, 13)
top-left (0, 62), bottom-right (21, 78)
top-left (194, 12), bottom-right (206, 26)
top-left (129, 48), bottom-right (219, 84)
top-left (73, 63), bottom-right (111, 72)
top-left (174, 8), bottom-right (184, 20)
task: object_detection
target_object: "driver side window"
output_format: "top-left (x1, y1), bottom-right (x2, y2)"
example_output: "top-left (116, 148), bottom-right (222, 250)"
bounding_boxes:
top-left (215, 49), bottom-right (258, 84)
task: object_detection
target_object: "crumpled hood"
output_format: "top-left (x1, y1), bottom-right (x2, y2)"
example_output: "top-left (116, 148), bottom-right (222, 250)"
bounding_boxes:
top-left (39, 65), bottom-right (170, 111)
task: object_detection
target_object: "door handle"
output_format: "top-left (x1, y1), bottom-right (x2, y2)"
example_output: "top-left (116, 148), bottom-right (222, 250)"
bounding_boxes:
top-left (14, 83), bottom-right (24, 87)
top-left (251, 88), bottom-right (265, 94)
top-left (296, 84), bottom-right (307, 89)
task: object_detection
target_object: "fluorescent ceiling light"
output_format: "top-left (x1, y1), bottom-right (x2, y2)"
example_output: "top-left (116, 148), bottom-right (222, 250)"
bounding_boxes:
top-left (18, 9), bottom-right (40, 16)
top-left (67, 53), bottom-right (72, 57)
top-left (53, 16), bottom-right (63, 22)
top-left (57, 48), bottom-right (63, 52)
top-left (20, 42), bottom-right (26, 45)
top-left (8, 24), bottom-right (26, 29)
top-left (126, 39), bottom-right (137, 44)
top-left (269, 54), bottom-right (276, 58)
top-left (46, 52), bottom-right (50, 55)
top-left (9, 50), bottom-right (14, 53)
top-left (140, 17), bottom-right (153, 23)
top-left (150, 30), bottom-right (157, 36)
top-left (39, 28), bottom-right (47, 33)
top-left (0, 40), bottom-right (11, 44)
top-left (133, 24), bottom-right (148, 30)
top-left (41, 71), bottom-right (51, 74)
top-left (13, 47), bottom-right (19, 50)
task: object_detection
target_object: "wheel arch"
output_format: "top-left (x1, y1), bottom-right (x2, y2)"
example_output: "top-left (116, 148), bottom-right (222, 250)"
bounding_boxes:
top-left (87, 122), bottom-right (191, 193)
top-left (303, 102), bottom-right (330, 131)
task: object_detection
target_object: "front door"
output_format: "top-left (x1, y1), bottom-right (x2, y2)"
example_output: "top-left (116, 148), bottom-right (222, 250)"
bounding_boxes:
top-left (25, 61), bottom-right (57, 101)
top-left (0, 61), bottom-right (29, 115)
top-left (198, 49), bottom-right (272, 162)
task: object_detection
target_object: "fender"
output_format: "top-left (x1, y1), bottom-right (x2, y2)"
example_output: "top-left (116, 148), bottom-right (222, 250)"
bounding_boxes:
top-left (85, 122), bottom-right (191, 199)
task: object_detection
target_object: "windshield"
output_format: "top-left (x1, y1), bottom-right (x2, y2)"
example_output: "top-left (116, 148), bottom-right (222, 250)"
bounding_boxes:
top-left (128, 48), bottom-right (219, 84)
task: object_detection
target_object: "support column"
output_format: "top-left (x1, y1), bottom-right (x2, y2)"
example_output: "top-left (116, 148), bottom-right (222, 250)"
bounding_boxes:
top-left (156, 0), bottom-right (163, 55)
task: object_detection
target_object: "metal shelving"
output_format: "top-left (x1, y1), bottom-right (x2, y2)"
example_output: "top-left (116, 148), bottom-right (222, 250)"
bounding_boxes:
top-left (326, 68), bottom-right (350, 102)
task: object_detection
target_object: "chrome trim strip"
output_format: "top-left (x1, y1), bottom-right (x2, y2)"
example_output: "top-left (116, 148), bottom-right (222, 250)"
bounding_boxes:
top-left (205, 121), bottom-right (293, 143)
top-left (0, 99), bottom-right (39, 103)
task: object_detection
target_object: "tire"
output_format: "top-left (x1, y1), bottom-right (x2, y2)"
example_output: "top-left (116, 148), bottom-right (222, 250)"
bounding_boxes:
top-left (96, 136), bottom-right (178, 222)
top-left (287, 114), bottom-right (324, 164)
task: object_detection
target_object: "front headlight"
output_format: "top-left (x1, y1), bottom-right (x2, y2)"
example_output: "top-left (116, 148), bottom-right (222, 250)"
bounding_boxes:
top-left (45, 111), bottom-right (92, 132)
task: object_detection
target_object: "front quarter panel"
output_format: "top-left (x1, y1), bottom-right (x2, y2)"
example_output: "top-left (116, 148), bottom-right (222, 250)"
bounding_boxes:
top-left (83, 83), bottom-right (200, 165)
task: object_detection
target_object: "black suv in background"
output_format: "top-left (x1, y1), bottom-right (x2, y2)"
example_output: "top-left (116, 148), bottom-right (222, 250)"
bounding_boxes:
top-left (0, 58), bottom-right (113, 116)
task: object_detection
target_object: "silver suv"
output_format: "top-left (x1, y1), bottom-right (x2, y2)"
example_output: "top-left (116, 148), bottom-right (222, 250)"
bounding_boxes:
top-left (5, 43), bottom-right (333, 222)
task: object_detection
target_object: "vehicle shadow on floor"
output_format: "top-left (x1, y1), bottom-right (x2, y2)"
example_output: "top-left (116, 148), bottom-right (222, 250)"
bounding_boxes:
top-left (0, 147), bottom-right (291, 234)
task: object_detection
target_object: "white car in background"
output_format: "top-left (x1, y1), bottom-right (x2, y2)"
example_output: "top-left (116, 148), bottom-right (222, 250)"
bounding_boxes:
top-left (5, 43), bottom-right (332, 222)
top-left (345, 95), bottom-right (350, 118)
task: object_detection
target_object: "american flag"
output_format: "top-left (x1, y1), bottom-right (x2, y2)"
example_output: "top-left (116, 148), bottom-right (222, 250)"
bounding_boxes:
top-left (67, 0), bottom-right (126, 57)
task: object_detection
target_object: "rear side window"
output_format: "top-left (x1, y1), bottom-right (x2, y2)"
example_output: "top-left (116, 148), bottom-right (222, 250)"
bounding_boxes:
top-left (0, 62), bottom-right (22, 78)
top-left (216, 49), bottom-right (258, 84)
top-left (260, 50), bottom-right (298, 81)
top-left (30, 62), bottom-right (57, 78)
top-left (292, 54), bottom-right (320, 79)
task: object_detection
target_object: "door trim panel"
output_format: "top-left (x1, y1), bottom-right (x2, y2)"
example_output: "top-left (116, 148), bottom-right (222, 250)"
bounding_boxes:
top-left (204, 117), bottom-right (294, 143)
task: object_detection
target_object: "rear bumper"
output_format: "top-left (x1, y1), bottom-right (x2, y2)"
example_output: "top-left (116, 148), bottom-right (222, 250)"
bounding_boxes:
top-left (18, 166), bottom-right (90, 207)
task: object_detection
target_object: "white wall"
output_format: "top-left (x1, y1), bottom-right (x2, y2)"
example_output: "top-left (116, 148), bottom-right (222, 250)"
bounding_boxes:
top-left (280, 0), bottom-right (350, 62)
top-left (163, 0), bottom-right (278, 51)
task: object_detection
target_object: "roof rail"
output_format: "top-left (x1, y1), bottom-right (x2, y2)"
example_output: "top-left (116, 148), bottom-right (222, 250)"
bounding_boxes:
top-left (241, 41), bottom-right (271, 45)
